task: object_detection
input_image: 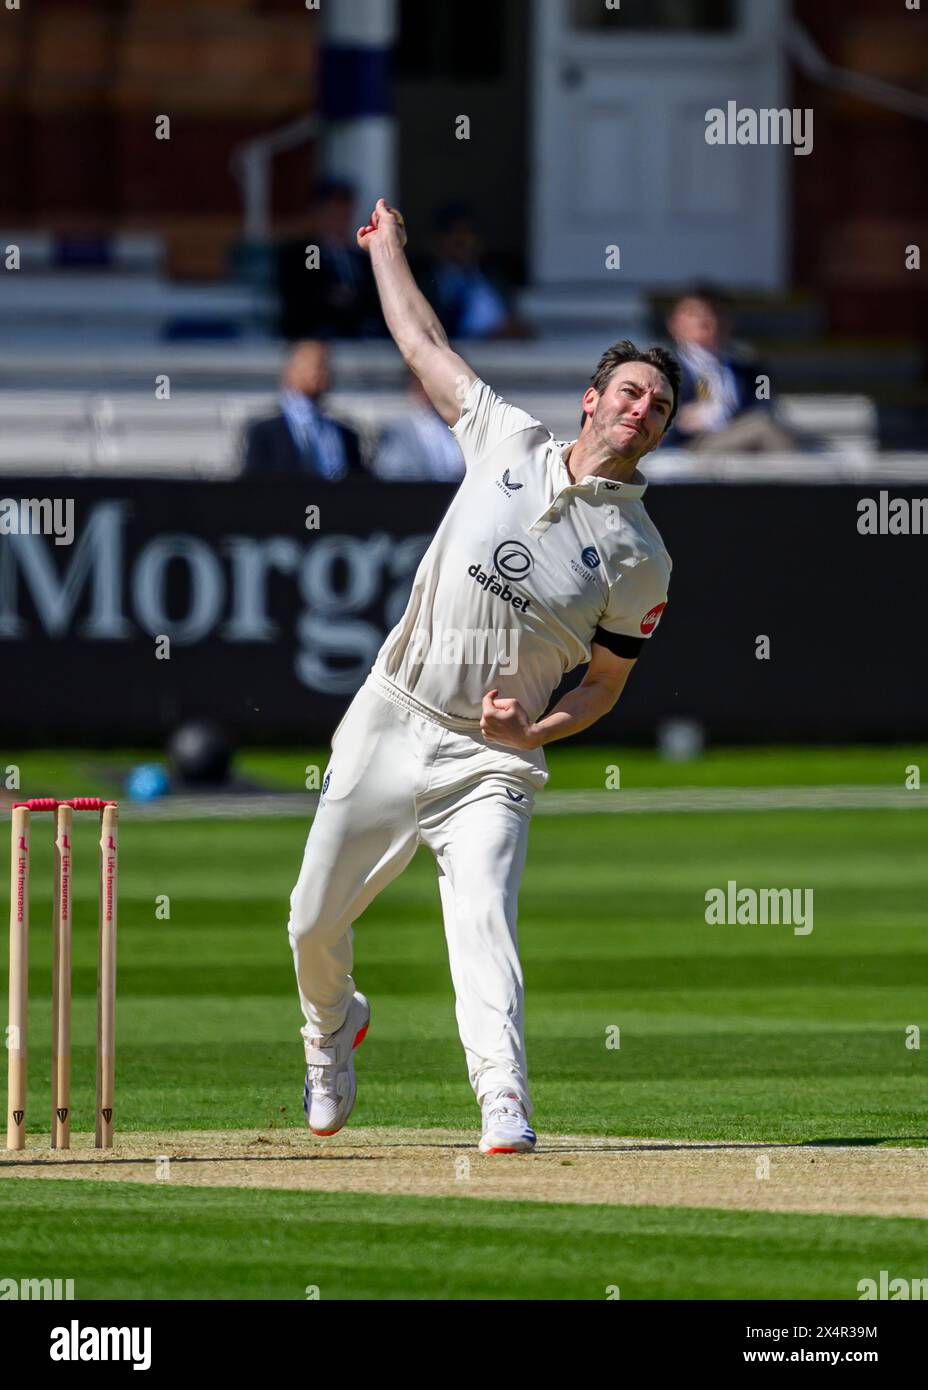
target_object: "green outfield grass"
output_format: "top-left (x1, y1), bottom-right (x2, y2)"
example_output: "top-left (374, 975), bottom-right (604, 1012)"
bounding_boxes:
top-left (4, 742), bottom-right (927, 799)
top-left (2, 750), bottom-right (925, 1301)
top-left (1, 807), bottom-right (924, 1143)
top-left (0, 1181), bottom-right (923, 1300)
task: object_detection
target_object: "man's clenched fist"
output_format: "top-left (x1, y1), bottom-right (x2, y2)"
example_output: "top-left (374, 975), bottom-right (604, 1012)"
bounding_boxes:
top-left (480, 689), bottom-right (541, 751)
top-left (357, 197), bottom-right (408, 252)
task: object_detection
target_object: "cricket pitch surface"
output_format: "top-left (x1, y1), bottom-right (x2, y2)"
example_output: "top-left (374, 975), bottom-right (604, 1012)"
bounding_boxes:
top-left (2, 1130), bottom-right (925, 1220)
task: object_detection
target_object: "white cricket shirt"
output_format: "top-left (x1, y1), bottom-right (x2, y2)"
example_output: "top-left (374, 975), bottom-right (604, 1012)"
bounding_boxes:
top-left (372, 378), bottom-right (671, 726)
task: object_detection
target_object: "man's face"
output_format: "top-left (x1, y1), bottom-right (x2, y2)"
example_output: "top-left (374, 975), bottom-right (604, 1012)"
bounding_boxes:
top-left (315, 194), bottom-right (354, 242)
top-left (288, 344), bottom-right (330, 399)
top-left (442, 221), bottom-right (480, 265)
top-left (583, 363), bottom-right (674, 460)
top-left (668, 297), bottom-right (724, 352)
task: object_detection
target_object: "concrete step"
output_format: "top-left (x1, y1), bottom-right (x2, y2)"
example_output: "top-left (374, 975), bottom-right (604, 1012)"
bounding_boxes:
top-left (515, 285), bottom-right (650, 338)
top-left (0, 232), bottom-right (166, 273)
top-left (753, 338), bottom-right (924, 388)
top-left (0, 389), bottom-right (877, 439)
top-left (0, 272), bottom-right (275, 336)
top-left (520, 286), bottom-right (826, 340)
top-left (0, 386), bottom-right (883, 478)
top-left (3, 442), bottom-right (927, 481)
top-left (0, 338), bottom-right (921, 409)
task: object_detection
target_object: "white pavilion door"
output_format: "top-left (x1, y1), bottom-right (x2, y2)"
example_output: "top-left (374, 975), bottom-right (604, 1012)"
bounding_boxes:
top-left (532, 0), bottom-right (788, 288)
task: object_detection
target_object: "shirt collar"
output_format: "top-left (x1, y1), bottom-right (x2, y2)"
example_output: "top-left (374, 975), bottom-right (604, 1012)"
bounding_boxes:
top-left (554, 440), bottom-right (649, 501)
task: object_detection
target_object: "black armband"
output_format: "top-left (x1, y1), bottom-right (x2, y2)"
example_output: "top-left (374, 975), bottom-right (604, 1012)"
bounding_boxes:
top-left (593, 626), bottom-right (646, 659)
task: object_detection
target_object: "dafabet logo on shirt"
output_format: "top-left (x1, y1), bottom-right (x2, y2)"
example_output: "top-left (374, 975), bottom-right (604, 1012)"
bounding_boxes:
top-left (467, 541), bottom-right (533, 612)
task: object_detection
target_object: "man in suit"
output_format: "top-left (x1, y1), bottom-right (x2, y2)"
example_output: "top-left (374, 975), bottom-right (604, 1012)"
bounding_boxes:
top-left (665, 285), bottom-right (797, 453)
top-left (241, 341), bottom-right (363, 480)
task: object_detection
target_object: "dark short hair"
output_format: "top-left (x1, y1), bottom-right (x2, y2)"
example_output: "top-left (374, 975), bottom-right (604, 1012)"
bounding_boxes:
top-left (585, 339), bottom-right (681, 433)
top-left (671, 282), bottom-right (733, 319)
top-left (434, 200), bottom-right (477, 233)
top-left (312, 176), bottom-right (356, 205)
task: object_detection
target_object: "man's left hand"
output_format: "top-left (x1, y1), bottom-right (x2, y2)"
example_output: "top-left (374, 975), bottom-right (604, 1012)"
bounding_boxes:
top-left (480, 690), bottom-right (541, 750)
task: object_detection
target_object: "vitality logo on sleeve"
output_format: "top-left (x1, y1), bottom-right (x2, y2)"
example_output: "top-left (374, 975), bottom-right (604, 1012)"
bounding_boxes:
top-left (640, 602), bottom-right (666, 634)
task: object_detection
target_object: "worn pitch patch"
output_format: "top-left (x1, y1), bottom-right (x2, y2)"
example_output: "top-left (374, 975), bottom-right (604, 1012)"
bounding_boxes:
top-left (1, 1129), bottom-right (925, 1220)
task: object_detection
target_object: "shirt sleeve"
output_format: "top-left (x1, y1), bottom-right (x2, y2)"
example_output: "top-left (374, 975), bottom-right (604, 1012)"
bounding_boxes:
top-left (594, 554), bottom-right (671, 659)
top-left (450, 378), bottom-right (543, 472)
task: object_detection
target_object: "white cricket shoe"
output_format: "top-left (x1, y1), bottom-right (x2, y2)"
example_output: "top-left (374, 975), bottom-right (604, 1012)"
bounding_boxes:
top-left (479, 1091), bottom-right (537, 1154)
top-left (303, 992), bottom-right (371, 1136)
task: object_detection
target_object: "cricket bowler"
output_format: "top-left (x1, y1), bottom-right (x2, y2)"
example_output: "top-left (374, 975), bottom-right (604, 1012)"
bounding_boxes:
top-left (287, 199), bottom-right (679, 1154)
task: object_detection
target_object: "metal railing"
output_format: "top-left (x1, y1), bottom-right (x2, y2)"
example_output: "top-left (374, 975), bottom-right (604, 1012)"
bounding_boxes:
top-left (787, 19), bottom-right (928, 121)
top-left (230, 113), bottom-right (321, 242)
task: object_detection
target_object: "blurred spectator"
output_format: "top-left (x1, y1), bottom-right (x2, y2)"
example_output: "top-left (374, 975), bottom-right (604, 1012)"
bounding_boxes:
top-left (371, 373), bottom-right (465, 481)
top-left (666, 285), bottom-right (798, 453)
top-left (429, 202), bottom-right (532, 341)
top-left (277, 177), bottom-right (383, 340)
top-left (241, 341), bottom-right (363, 479)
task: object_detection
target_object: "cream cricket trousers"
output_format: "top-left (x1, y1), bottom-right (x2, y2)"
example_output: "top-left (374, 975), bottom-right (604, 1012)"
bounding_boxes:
top-left (287, 671), bottom-right (549, 1116)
